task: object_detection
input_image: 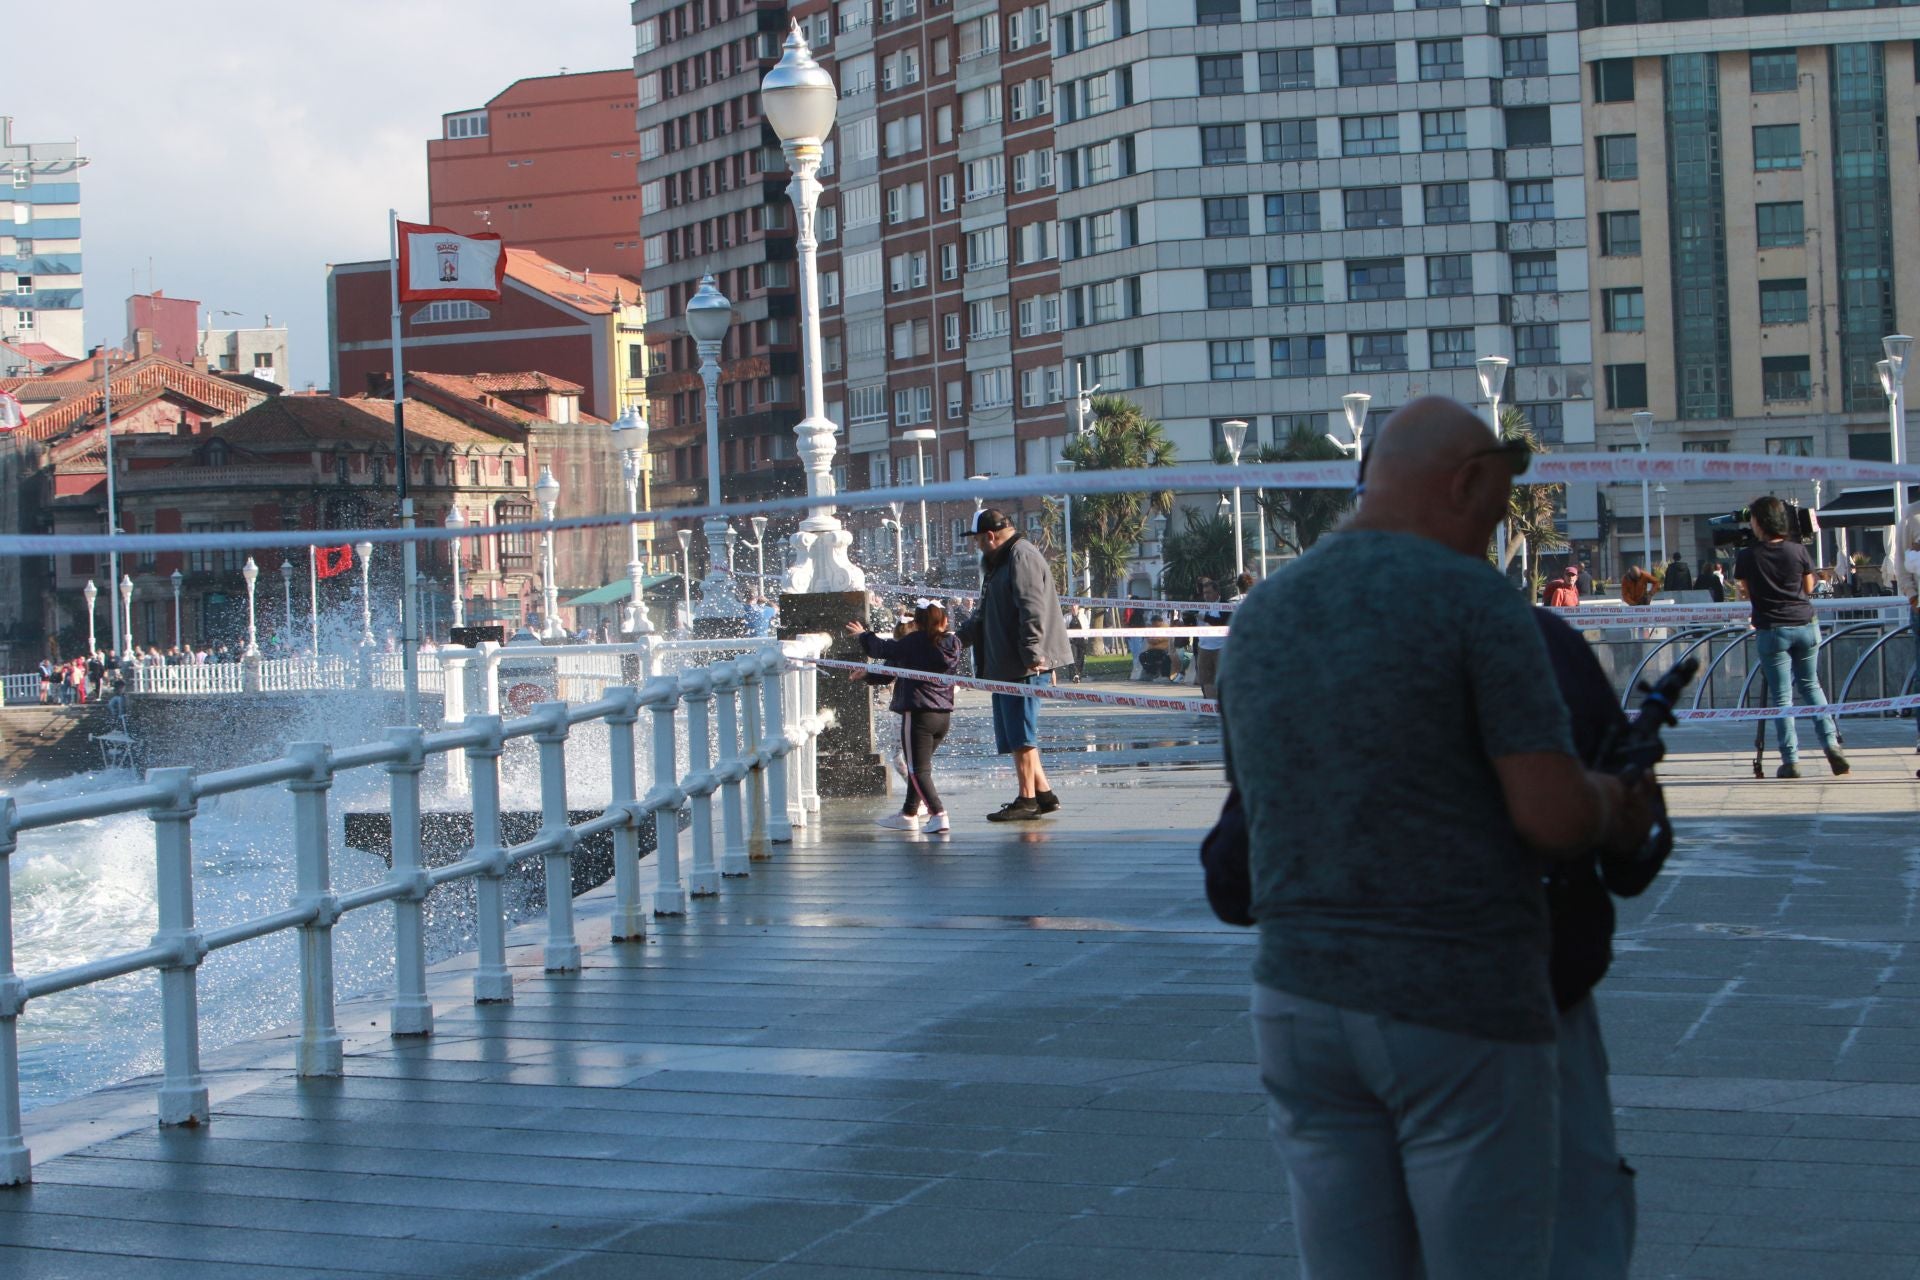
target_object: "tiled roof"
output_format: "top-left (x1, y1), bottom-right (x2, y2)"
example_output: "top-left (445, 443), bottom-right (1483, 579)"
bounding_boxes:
top-left (210, 395), bottom-right (523, 450)
top-left (504, 249), bottom-right (640, 316)
top-left (0, 340), bottom-right (77, 372)
top-left (470, 371), bottom-right (585, 395)
top-left (6, 356), bottom-right (269, 442)
top-left (405, 371), bottom-right (605, 427)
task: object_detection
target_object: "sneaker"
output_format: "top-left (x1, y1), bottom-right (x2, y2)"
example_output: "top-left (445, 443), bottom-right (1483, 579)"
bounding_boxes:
top-left (923, 813), bottom-right (950, 834)
top-left (986, 797), bottom-right (1042, 823)
top-left (1034, 789), bottom-right (1062, 815)
top-left (875, 813), bottom-right (922, 831)
top-left (1776, 763), bottom-right (1801, 780)
top-left (1826, 749), bottom-right (1851, 777)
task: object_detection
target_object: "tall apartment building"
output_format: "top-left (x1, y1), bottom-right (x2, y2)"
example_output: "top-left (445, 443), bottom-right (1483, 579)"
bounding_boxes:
top-left (1579, 5), bottom-right (1919, 572)
top-left (429, 71), bottom-right (647, 280)
top-left (0, 118), bottom-right (87, 363)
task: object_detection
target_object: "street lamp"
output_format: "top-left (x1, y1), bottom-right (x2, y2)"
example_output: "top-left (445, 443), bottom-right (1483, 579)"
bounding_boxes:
top-left (1055, 458), bottom-right (1078, 597)
top-left (446, 505), bottom-right (468, 631)
top-left (83, 579), bottom-right (98, 654)
top-left (241, 556), bottom-right (260, 658)
top-left (1883, 335), bottom-right (1914, 591)
top-left (535, 465), bottom-right (561, 639)
top-left (168, 569), bottom-right (182, 649)
top-left (1341, 392), bottom-right (1371, 462)
top-left (1655, 484), bottom-right (1669, 576)
top-left (279, 559), bottom-right (293, 650)
top-left (1149, 513), bottom-right (1169, 600)
top-left (748, 514), bottom-right (769, 601)
top-left (1221, 419), bottom-right (1248, 578)
top-left (1477, 355), bottom-right (1511, 575)
top-left (609, 404), bottom-right (654, 636)
top-left (763, 24), bottom-right (864, 594)
top-left (903, 427), bottom-right (937, 576)
top-left (725, 525), bottom-right (739, 574)
top-left (354, 541), bottom-right (374, 647)
top-left (675, 527), bottom-right (693, 629)
top-left (1631, 410), bottom-right (1654, 575)
top-left (118, 574), bottom-right (134, 660)
top-left (686, 275), bottom-right (744, 618)
top-left (886, 501), bottom-right (905, 579)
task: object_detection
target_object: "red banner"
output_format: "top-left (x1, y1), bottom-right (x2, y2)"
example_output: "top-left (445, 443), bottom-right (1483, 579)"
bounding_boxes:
top-left (314, 545), bottom-right (353, 579)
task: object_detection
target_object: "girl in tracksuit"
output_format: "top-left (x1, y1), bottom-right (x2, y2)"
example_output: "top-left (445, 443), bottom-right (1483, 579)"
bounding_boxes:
top-left (846, 602), bottom-right (962, 833)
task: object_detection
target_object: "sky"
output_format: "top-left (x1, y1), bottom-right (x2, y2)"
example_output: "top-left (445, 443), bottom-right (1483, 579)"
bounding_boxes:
top-left (8, 1), bottom-right (636, 392)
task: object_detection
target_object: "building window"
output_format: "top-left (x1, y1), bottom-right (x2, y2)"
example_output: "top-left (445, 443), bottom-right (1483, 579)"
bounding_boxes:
top-left (1428, 254), bottom-right (1473, 296)
top-left (1503, 35), bottom-right (1548, 78)
top-left (1350, 332), bottom-right (1409, 373)
top-left (1508, 180), bottom-right (1555, 221)
top-left (1605, 363), bottom-right (1649, 409)
top-left (1515, 323), bottom-right (1560, 365)
top-left (1419, 39), bottom-right (1463, 81)
top-left (1338, 0), bottom-right (1394, 14)
top-left (1346, 258), bottom-right (1406, 300)
top-left (1422, 110), bottom-right (1468, 152)
top-left (1266, 192), bottom-right (1321, 233)
top-left (1207, 268), bottom-right (1254, 309)
top-left (1269, 335), bottom-right (1327, 377)
top-left (1344, 187), bottom-right (1402, 229)
top-left (1762, 355), bottom-right (1813, 401)
top-left (1597, 134), bottom-right (1638, 180)
top-left (1760, 278), bottom-right (1808, 325)
top-left (1592, 58), bottom-right (1635, 102)
top-left (1263, 118), bottom-right (1317, 161)
top-left (1756, 201), bottom-right (1805, 247)
top-left (1764, 435), bottom-right (1814, 456)
top-left (1267, 262), bottom-right (1324, 304)
top-left (1209, 340), bottom-right (1255, 380)
top-left (1512, 251), bottom-right (1558, 293)
top-left (1681, 439), bottom-right (1732, 453)
top-left (1753, 123), bottom-right (1802, 169)
top-left (1199, 54), bottom-right (1245, 96)
top-left (1341, 115), bottom-right (1399, 156)
top-left (1339, 44), bottom-right (1397, 86)
top-left (1423, 182), bottom-right (1470, 224)
top-left (1505, 107), bottom-right (1552, 148)
top-left (1600, 210), bottom-right (1642, 256)
top-left (1205, 196), bottom-right (1250, 237)
top-left (1750, 49), bottom-right (1798, 93)
top-left (1260, 49), bottom-right (1315, 92)
top-left (1257, 0), bottom-right (1310, 13)
top-left (1520, 402), bottom-right (1565, 445)
top-left (1430, 328), bottom-right (1474, 369)
top-left (1201, 125), bottom-right (1247, 164)
top-left (1197, 0), bottom-right (1242, 20)
top-left (1603, 287), bottom-right (1645, 331)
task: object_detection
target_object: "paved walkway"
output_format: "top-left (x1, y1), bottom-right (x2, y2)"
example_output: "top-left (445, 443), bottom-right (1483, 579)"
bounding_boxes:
top-left (4, 701), bottom-right (1920, 1277)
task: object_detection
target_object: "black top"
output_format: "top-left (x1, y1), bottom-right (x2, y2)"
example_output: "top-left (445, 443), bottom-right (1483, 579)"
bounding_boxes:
top-left (1734, 540), bottom-right (1815, 630)
top-left (858, 629), bottom-right (961, 713)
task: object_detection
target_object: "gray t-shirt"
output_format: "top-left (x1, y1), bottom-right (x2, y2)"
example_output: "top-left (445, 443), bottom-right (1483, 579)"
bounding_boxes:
top-left (1219, 529), bottom-right (1576, 1044)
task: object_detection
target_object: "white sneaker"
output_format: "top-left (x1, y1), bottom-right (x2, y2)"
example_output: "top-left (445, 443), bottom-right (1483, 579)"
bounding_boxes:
top-left (923, 813), bottom-right (950, 834)
top-left (874, 813), bottom-right (922, 831)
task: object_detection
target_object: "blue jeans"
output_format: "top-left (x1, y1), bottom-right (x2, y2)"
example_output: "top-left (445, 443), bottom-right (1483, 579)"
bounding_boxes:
top-left (1552, 997), bottom-right (1635, 1279)
top-left (1755, 622), bottom-right (1838, 763)
top-left (1908, 607), bottom-right (1920, 740)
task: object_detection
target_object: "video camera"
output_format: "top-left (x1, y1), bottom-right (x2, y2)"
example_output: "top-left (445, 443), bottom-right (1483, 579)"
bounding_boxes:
top-left (1707, 501), bottom-right (1819, 550)
top-left (1595, 654), bottom-right (1697, 895)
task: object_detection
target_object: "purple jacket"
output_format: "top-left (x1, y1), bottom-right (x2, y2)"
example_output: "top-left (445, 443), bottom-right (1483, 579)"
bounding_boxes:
top-left (858, 630), bottom-right (961, 713)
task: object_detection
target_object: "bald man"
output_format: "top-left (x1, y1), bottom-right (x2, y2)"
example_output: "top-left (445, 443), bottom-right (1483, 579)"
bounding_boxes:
top-left (1219, 396), bottom-right (1652, 1279)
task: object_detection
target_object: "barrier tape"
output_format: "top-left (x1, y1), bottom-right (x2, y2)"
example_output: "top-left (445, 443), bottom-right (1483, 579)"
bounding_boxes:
top-left (870, 581), bottom-right (1242, 613)
top-left (1066, 627), bottom-right (1230, 639)
top-left (4, 449), bottom-right (1910, 558)
top-left (1671, 693), bottom-right (1920, 723)
top-left (1553, 597), bottom-right (1908, 628)
top-left (808, 656), bottom-right (1219, 715)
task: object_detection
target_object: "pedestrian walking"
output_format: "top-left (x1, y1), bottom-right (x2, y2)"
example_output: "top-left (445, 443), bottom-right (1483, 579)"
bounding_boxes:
top-left (1219, 396), bottom-right (1654, 1279)
top-left (956, 508), bottom-right (1074, 822)
top-left (1736, 495), bottom-right (1847, 778)
top-left (848, 601), bottom-right (962, 834)
top-left (1663, 555), bottom-right (1693, 593)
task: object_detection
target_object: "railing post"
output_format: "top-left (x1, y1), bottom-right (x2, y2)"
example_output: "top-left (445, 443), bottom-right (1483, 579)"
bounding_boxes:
top-left (0, 797), bottom-right (32, 1185)
top-left (679, 669), bottom-right (719, 897)
top-left (739, 657), bottom-right (769, 860)
top-left (782, 661), bottom-right (807, 831)
top-left (464, 714), bottom-right (513, 1003)
top-left (479, 642), bottom-right (502, 717)
top-left (148, 767), bottom-right (210, 1125)
top-left (761, 646), bottom-right (794, 843)
top-left (643, 676), bottom-right (688, 915)
top-left (440, 651), bottom-right (470, 798)
top-left (606, 686), bottom-right (648, 942)
top-left (800, 650), bottom-right (822, 814)
top-left (532, 702), bottom-right (581, 972)
top-left (384, 727), bottom-right (432, 1037)
top-left (287, 742), bottom-right (343, 1077)
top-left (713, 661), bottom-right (750, 878)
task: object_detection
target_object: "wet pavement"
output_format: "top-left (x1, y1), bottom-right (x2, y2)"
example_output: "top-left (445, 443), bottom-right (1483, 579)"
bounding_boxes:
top-left (4, 700), bottom-right (1919, 1277)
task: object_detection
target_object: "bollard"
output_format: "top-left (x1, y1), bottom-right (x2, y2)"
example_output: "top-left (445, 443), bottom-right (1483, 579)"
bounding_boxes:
top-left (761, 646), bottom-right (794, 843)
top-left (149, 767), bottom-right (210, 1124)
top-left (532, 702), bottom-right (581, 972)
top-left (679, 668), bottom-right (719, 897)
top-left (739, 657), bottom-right (769, 859)
top-left (642, 675), bottom-right (688, 915)
top-left (713, 661), bottom-right (750, 878)
top-left (287, 742), bottom-right (344, 1077)
top-left (384, 727), bottom-right (433, 1037)
top-left (606, 686), bottom-right (648, 942)
top-left (464, 714), bottom-right (513, 1003)
top-left (0, 798), bottom-right (31, 1185)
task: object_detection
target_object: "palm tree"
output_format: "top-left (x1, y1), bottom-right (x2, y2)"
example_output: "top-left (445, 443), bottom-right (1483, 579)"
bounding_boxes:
top-left (1162, 509), bottom-right (1239, 603)
top-left (1499, 405), bottom-right (1567, 578)
top-left (1060, 395), bottom-right (1177, 595)
top-left (1253, 423), bottom-right (1355, 555)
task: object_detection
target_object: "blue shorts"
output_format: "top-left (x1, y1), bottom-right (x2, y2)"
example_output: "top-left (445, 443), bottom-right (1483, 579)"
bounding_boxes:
top-left (991, 671), bottom-right (1052, 753)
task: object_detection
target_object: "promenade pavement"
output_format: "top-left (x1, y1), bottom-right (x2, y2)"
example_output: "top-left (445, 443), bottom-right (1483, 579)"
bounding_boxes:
top-left (3, 696), bottom-right (1920, 1278)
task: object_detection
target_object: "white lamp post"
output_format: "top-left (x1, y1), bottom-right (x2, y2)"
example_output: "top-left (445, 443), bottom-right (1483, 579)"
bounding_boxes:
top-left (904, 427), bottom-right (937, 576)
top-left (354, 541), bottom-right (375, 647)
top-left (1477, 355), bottom-right (1511, 575)
top-left (1055, 458), bottom-right (1078, 596)
top-left (168, 569), bottom-right (182, 648)
top-left (446, 506), bottom-right (468, 630)
top-left (1221, 419), bottom-right (1248, 578)
top-left (83, 579), bottom-right (98, 654)
top-left (279, 560), bottom-right (293, 650)
top-left (535, 465), bottom-right (561, 639)
top-left (676, 528), bottom-right (693, 628)
top-left (686, 276), bottom-right (745, 619)
top-left (609, 404), bottom-right (653, 635)
top-left (1149, 513), bottom-right (1169, 600)
top-left (1631, 410), bottom-right (1654, 574)
top-left (1342, 393), bottom-right (1371, 463)
top-left (1655, 484), bottom-right (1669, 576)
top-left (886, 501), bottom-right (905, 579)
top-left (1883, 335), bottom-right (1914, 593)
top-left (241, 557), bottom-right (260, 658)
top-left (763, 25), bottom-right (864, 594)
top-left (749, 514), bottom-right (769, 601)
top-left (118, 573), bottom-right (134, 660)
top-left (725, 526), bottom-right (739, 574)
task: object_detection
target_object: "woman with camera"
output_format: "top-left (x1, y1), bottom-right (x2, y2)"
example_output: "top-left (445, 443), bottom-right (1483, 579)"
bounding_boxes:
top-left (1734, 496), bottom-right (1848, 779)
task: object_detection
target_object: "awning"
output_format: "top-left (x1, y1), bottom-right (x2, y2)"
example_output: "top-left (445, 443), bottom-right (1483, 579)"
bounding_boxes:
top-left (565, 573), bottom-right (680, 607)
top-left (1815, 485), bottom-right (1920, 529)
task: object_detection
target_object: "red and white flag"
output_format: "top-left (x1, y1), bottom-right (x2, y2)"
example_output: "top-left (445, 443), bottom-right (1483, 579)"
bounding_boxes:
top-left (396, 221), bottom-right (505, 302)
top-left (0, 391), bottom-right (21, 433)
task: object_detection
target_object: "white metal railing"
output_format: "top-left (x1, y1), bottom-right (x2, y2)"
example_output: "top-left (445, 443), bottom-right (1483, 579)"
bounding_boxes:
top-left (1, 675), bottom-right (41, 705)
top-left (0, 633), bottom-right (831, 1186)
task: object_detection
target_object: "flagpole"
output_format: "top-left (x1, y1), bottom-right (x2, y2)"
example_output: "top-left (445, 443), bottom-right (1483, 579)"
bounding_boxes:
top-left (389, 209), bottom-right (422, 726)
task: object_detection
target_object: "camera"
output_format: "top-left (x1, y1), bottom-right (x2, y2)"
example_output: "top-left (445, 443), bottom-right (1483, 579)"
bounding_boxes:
top-left (1707, 501), bottom-right (1818, 549)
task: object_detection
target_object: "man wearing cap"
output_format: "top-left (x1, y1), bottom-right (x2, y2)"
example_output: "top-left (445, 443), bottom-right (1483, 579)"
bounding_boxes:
top-left (959, 507), bottom-right (1075, 821)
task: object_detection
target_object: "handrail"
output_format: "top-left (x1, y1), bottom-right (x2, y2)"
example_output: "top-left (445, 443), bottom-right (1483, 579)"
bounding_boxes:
top-left (1839, 624), bottom-right (1915, 704)
top-left (0, 634), bottom-right (834, 1187)
top-left (1622, 626), bottom-right (1724, 710)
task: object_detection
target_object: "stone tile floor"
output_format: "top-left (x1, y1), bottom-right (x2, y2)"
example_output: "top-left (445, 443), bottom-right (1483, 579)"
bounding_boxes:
top-left (4, 699), bottom-right (1919, 1277)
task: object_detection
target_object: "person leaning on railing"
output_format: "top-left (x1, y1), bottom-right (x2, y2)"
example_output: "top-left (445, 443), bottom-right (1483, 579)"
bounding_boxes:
top-left (1734, 495), bottom-right (1847, 779)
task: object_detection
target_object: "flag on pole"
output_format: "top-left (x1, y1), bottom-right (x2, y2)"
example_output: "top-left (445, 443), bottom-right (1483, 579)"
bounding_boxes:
top-left (315, 545), bottom-right (354, 579)
top-left (0, 390), bottom-right (22, 433)
top-left (396, 221), bottom-right (505, 302)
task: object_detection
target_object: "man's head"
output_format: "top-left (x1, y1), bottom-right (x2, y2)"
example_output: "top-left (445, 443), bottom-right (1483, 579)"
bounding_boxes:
top-left (1749, 495), bottom-right (1791, 541)
top-left (1200, 578), bottom-right (1220, 601)
top-left (970, 507), bottom-right (1017, 554)
top-left (1566, 564), bottom-right (1580, 582)
top-left (1352, 396), bottom-right (1527, 557)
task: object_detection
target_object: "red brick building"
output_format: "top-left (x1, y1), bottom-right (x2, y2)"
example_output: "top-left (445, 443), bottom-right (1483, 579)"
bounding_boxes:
top-left (124, 291), bottom-right (201, 367)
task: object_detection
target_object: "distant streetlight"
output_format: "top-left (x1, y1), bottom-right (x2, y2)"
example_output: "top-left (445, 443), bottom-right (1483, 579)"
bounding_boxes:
top-left (83, 579), bottom-right (98, 653)
top-left (355, 541), bottom-right (374, 647)
top-left (118, 574), bottom-right (134, 660)
top-left (1631, 410), bottom-right (1654, 572)
top-left (535, 466), bottom-right (561, 639)
top-left (241, 557), bottom-right (261, 658)
top-left (1341, 392), bottom-right (1371, 462)
top-left (1477, 355), bottom-right (1511, 575)
top-left (609, 404), bottom-right (652, 636)
top-left (446, 506), bottom-right (468, 631)
top-left (1220, 419), bottom-right (1248, 578)
top-left (903, 427), bottom-right (938, 575)
top-left (686, 275), bottom-right (743, 618)
top-left (279, 560), bottom-right (293, 649)
top-left (169, 569), bottom-right (183, 648)
top-left (676, 528), bottom-right (694, 628)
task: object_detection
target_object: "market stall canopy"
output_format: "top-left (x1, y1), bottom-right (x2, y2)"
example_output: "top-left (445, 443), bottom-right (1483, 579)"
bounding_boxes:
top-left (565, 574), bottom-right (682, 607)
top-left (1814, 485), bottom-right (1920, 529)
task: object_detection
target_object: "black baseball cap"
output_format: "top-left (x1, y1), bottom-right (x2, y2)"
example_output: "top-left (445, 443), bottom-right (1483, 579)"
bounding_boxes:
top-left (969, 508), bottom-right (1012, 536)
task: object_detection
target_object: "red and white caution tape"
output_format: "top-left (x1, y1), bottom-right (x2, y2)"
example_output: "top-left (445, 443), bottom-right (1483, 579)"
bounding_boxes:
top-left (870, 581), bottom-right (1242, 614)
top-left (1553, 597), bottom-right (1907, 628)
top-left (1671, 693), bottom-right (1920, 723)
top-left (807, 657), bottom-right (1219, 715)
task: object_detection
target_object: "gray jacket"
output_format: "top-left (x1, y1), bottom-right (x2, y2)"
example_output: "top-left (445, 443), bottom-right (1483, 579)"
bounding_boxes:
top-left (959, 534), bottom-right (1074, 679)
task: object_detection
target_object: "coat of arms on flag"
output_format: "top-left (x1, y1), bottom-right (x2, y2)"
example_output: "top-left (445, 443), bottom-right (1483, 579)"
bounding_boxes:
top-left (397, 221), bottom-right (505, 302)
top-left (0, 391), bottom-right (22, 433)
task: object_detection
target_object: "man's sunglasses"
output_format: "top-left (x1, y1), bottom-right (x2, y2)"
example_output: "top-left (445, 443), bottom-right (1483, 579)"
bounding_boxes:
top-left (1460, 439), bottom-right (1533, 478)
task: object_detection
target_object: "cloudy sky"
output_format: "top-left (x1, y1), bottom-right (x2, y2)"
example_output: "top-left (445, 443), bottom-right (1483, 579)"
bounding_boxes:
top-left (10, 1), bottom-right (635, 390)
